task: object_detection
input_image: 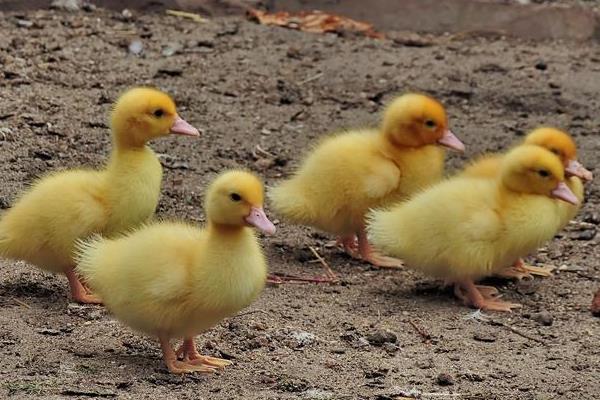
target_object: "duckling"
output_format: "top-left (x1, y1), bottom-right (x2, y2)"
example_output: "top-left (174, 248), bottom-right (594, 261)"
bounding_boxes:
top-left (368, 145), bottom-right (578, 312)
top-left (75, 170), bottom-right (275, 374)
top-left (0, 87), bottom-right (199, 304)
top-left (270, 93), bottom-right (464, 269)
top-left (462, 127), bottom-right (591, 279)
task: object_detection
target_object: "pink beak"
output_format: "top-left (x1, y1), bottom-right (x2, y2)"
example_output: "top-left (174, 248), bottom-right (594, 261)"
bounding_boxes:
top-left (437, 129), bottom-right (465, 152)
top-left (565, 159), bottom-right (593, 182)
top-left (245, 206), bottom-right (276, 235)
top-left (551, 182), bottom-right (579, 205)
top-left (170, 115), bottom-right (200, 136)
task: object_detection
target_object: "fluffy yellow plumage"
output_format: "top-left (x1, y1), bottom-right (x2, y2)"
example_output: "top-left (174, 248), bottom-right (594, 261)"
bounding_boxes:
top-left (367, 145), bottom-right (579, 312)
top-left (0, 87), bottom-right (199, 303)
top-left (75, 170), bottom-right (275, 374)
top-left (461, 127), bottom-right (591, 279)
top-left (269, 93), bottom-right (465, 268)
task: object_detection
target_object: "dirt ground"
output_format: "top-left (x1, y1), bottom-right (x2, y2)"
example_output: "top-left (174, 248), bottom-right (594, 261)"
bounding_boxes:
top-left (0, 5), bottom-right (599, 400)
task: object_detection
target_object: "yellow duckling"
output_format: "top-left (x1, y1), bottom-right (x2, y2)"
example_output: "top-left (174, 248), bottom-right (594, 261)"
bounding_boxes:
top-left (270, 93), bottom-right (464, 268)
top-left (462, 127), bottom-right (592, 279)
top-left (0, 87), bottom-right (199, 303)
top-left (75, 170), bottom-right (275, 374)
top-left (368, 145), bottom-right (579, 312)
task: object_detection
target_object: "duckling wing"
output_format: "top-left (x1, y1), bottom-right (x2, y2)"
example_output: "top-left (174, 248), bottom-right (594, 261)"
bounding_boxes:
top-left (362, 158), bottom-right (401, 199)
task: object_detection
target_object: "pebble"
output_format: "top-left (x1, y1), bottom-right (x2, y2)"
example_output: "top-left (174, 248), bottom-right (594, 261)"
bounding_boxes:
top-left (16, 19), bottom-right (34, 28)
top-left (128, 40), bottom-right (143, 55)
top-left (531, 311), bottom-right (553, 326)
top-left (50, 0), bottom-right (81, 11)
top-left (436, 372), bottom-right (455, 386)
top-left (534, 60), bottom-right (547, 70)
top-left (473, 332), bottom-right (497, 342)
top-left (366, 329), bottom-right (397, 346)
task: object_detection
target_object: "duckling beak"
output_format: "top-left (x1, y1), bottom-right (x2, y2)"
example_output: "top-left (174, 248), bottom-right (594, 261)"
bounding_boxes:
top-left (245, 206), bottom-right (276, 235)
top-left (551, 182), bottom-right (579, 205)
top-left (565, 159), bottom-right (593, 182)
top-left (437, 129), bottom-right (465, 152)
top-left (170, 115), bottom-right (200, 136)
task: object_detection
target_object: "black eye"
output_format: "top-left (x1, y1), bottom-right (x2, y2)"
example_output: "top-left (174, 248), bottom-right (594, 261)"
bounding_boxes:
top-left (230, 193), bottom-right (242, 202)
top-left (153, 109), bottom-right (164, 118)
top-left (550, 148), bottom-right (560, 156)
top-left (538, 169), bottom-right (550, 178)
top-left (425, 119), bottom-right (436, 128)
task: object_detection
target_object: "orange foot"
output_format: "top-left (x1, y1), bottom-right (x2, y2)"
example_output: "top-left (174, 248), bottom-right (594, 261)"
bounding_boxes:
top-left (357, 228), bottom-right (403, 269)
top-left (176, 337), bottom-right (232, 369)
top-left (496, 258), bottom-right (555, 280)
top-left (65, 267), bottom-right (102, 304)
top-left (454, 280), bottom-right (521, 312)
top-left (160, 337), bottom-right (218, 374)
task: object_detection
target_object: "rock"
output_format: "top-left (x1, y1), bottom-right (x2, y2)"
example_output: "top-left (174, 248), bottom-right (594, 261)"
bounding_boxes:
top-left (473, 332), bottom-right (497, 342)
top-left (330, 347), bottom-right (345, 354)
top-left (436, 372), bottom-right (455, 386)
top-left (32, 149), bottom-right (53, 160)
top-left (128, 40), bottom-right (143, 55)
top-left (583, 212), bottom-right (600, 225)
top-left (121, 9), bottom-right (134, 21)
top-left (0, 197), bottom-right (9, 209)
top-left (570, 229), bottom-right (596, 241)
top-left (162, 42), bottom-right (183, 57)
top-left (16, 19), bottom-right (34, 28)
top-left (591, 289), bottom-right (600, 317)
top-left (383, 342), bottom-right (399, 354)
top-left (534, 61), bottom-right (547, 70)
top-left (50, 0), bottom-right (82, 11)
top-left (366, 329), bottom-right (397, 346)
top-left (290, 331), bottom-right (316, 347)
top-left (302, 389), bottom-right (334, 400)
top-left (37, 328), bottom-right (61, 336)
top-left (531, 311), bottom-right (553, 326)
top-left (155, 68), bottom-right (183, 78)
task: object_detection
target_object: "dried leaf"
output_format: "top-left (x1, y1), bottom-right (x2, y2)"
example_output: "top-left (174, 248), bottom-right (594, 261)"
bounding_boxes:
top-left (247, 9), bottom-right (384, 39)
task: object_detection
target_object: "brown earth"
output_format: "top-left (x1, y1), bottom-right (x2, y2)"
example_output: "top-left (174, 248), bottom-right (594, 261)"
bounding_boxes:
top-left (0, 5), bottom-right (599, 400)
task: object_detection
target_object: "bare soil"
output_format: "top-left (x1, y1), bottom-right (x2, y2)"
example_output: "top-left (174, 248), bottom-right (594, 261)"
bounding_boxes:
top-left (0, 5), bottom-right (599, 400)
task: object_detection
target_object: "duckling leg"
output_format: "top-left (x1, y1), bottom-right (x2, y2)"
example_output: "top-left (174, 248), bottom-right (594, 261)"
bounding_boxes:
top-left (495, 258), bottom-right (555, 280)
top-left (337, 235), bottom-right (360, 258)
top-left (159, 337), bottom-right (216, 374)
top-left (455, 280), bottom-right (521, 312)
top-left (65, 266), bottom-right (102, 304)
top-left (356, 227), bottom-right (404, 268)
top-left (176, 337), bottom-right (232, 369)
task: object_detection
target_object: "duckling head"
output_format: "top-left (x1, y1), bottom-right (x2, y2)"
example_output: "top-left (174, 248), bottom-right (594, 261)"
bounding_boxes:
top-left (205, 170), bottom-right (276, 235)
top-left (381, 93), bottom-right (464, 152)
top-left (524, 127), bottom-right (593, 181)
top-left (110, 87), bottom-right (200, 148)
top-left (501, 145), bottom-right (579, 205)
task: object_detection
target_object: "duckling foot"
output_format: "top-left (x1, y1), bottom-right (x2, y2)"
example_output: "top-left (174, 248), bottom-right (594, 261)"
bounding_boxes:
top-left (455, 280), bottom-right (521, 312)
top-left (496, 259), bottom-right (555, 280)
top-left (160, 337), bottom-right (217, 374)
top-left (65, 267), bottom-right (102, 304)
top-left (337, 235), bottom-right (360, 258)
top-left (176, 337), bottom-right (232, 369)
top-left (357, 228), bottom-right (404, 269)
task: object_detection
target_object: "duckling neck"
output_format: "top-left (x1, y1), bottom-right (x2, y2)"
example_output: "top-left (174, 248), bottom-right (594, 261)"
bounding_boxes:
top-left (377, 134), bottom-right (436, 160)
top-left (206, 222), bottom-right (250, 239)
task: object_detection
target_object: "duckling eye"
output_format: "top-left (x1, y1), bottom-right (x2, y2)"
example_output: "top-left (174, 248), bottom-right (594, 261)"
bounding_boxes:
top-left (538, 169), bottom-right (550, 178)
top-left (424, 119), bottom-right (436, 129)
top-left (230, 193), bottom-right (242, 202)
top-left (550, 148), bottom-right (561, 156)
top-left (153, 109), bottom-right (165, 118)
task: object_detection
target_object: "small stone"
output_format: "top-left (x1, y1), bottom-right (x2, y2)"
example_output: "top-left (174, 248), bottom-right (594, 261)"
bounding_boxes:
top-left (121, 9), bottom-right (134, 21)
top-left (366, 329), bottom-right (397, 346)
top-left (583, 212), bottom-right (600, 225)
top-left (290, 331), bottom-right (316, 347)
top-left (37, 328), bottom-right (61, 336)
top-left (162, 42), bottom-right (182, 57)
top-left (32, 149), bottom-right (53, 160)
top-left (82, 2), bottom-right (96, 11)
top-left (473, 332), bottom-right (497, 342)
top-left (16, 19), bottom-right (34, 28)
top-left (0, 197), bottom-right (9, 209)
top-left (534, 61), bottom-right (547, 70)
top-left (531, 311), bottom-right (553, 326)
top-left (570, 229), bottom-right (596, 241)
top-left (330, 347), bottom-right (345, 354)
top-left (382, 342), bottom-right (399, 354)
top-left (436, 372), bottom-right (455, 386)
top-left (50, 0), bottom-right (82, 11)
top-left (128, 40), bottom-right (143, 55)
